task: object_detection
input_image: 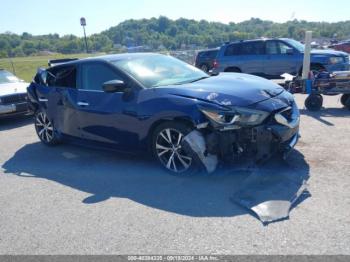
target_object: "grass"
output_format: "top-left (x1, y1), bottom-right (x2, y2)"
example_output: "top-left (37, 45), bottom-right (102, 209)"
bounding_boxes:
top-left (0, 53), bottom-right (101, 82)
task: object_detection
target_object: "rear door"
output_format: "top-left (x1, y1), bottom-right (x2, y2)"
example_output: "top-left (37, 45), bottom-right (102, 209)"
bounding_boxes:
top-left (222, 41), bottom-right (265, 75)
top-left (35, 65), bottom-right (80, 137)
top-left (75, 61), bottom-right (140, 150)
top-left (238, 41), bottom-right (265, 75)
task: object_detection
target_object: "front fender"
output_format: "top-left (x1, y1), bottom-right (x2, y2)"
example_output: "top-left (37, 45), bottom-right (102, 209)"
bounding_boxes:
top-left (136, 94), bottom-right (212, 142)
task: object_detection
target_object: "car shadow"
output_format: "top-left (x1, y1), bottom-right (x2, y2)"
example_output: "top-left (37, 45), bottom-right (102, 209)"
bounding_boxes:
top-left (299, 107), bottom-right (349, 126)
top-left (0, 114), bottom-right (33, 131)
top-left (2, 142), bottom-right (310, 218)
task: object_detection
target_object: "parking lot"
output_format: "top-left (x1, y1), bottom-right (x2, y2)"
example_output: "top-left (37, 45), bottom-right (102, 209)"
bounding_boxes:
top-left (0, 94), bottom-right (349, 255)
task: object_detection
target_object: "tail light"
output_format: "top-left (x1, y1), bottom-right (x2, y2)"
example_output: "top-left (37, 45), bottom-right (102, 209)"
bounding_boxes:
top-left (213, 59), bottom-right (219, 68)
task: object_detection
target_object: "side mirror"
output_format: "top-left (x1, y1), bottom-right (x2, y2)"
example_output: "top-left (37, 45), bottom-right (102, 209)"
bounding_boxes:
top-left (102, 79), bottom-right (127, 93)
top-left (286, 48), bottom-right (294, 55)
top-left (35, 68), bottom-right (48, 85)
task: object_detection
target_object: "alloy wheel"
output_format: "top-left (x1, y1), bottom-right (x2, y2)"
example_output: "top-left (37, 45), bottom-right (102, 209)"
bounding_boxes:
top-left (155, 128), bottom-right (192, 173)
top-left (35, 111), bottom-right (54, 143)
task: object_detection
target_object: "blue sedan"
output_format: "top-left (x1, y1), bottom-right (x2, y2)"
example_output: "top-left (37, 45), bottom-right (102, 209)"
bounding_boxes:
top-left (27, 53), bottom-right (300, 174)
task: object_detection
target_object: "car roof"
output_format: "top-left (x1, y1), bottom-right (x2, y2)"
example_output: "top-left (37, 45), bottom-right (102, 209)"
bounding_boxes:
top-left (50, 53), bottom-right (163, 68)
top-left (226, 38), bottom-right (290, 45)
top-left (198, 48), bottom-right (219, 53)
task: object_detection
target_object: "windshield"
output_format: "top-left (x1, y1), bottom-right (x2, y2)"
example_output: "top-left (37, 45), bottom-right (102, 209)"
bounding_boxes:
top-left (0, 70), bottom-right (21, 84)
top-left (111, 55), bottom-right (208, 88)
top-left (283, 39), bottom-right (305, 52)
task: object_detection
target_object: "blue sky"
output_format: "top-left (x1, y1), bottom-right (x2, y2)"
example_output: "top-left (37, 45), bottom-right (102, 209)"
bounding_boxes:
top-left (1, 0), bottom-right (349, 36)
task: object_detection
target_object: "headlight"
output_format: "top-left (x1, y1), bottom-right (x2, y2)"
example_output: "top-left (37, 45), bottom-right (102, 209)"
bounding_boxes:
top-left (329, 56), bottom-right (343, 64)
top-left (200, 107), bottom-right (269, 127)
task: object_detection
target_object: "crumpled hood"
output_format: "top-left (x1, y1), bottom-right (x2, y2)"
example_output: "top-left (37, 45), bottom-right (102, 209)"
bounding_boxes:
top-left (0, 82), bottom-right (29, 97)
top-left (157, 73), bottom-right (286, 107)
top-left (311, 49), bottom-right (348, 57)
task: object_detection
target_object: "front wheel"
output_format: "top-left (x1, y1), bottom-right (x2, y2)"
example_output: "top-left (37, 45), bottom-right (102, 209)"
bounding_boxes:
top-left (341, 94), bottom-right (350, 107)
top-left (35, 110), bottom-right (60, 145)
top-left (344, 96), bottom-right (350, 110)
top-left (152, 122), bottom-right (195, 175)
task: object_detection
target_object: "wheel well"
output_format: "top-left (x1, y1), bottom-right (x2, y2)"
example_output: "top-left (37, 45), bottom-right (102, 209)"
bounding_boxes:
top-left (299, 63), bottom-right (325, 75)
top-left (146, 118), bottom-right (195, 150)
top-left (224, 67), bottom-right (241, 73)
top-left (311, 63), bottom-right (325, 70)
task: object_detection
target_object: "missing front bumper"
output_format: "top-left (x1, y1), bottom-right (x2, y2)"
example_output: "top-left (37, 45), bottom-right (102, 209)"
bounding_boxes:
top-left (182, 123), bottom-right (299, 173)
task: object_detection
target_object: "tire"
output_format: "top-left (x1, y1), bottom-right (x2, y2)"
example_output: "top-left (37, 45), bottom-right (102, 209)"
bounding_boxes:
top-left (345, 96), bottom-right (350, 110)
top-left (305, 94), bottom-right (323, 111)
top-left (152, 122), bottom-right (196, 175)
top-left (341, 94), bottom-right (350, 106)
top-left (34, 109), bottom-right (60, 146)
top-left (200, 64), bottom-right (209, 72)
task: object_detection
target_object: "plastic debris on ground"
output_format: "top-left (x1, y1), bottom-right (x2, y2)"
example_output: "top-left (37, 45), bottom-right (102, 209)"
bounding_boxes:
top-left (231, 160), bottom-right (310, 225)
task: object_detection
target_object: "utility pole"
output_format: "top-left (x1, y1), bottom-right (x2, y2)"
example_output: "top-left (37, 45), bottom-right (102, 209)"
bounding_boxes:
top-left (80, 17), bottom-right (89, 53)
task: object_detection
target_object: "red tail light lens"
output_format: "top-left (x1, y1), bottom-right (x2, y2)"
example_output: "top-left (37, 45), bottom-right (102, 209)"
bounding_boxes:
top-left (213, 59), bottom-right (219, 68)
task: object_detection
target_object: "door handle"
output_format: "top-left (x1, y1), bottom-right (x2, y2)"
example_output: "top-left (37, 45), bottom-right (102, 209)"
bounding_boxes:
top-left (39, 98), bottom-right (48, 102)
top-left (77, 101), bottom-right (89, 107)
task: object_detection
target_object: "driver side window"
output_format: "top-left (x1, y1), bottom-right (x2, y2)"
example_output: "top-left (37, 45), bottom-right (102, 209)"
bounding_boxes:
top-left (81, 63), bottom-right (123, 91)
top-left (266, 41), bottom-right (292, 55)
top-left (278, 42), bottom-right (291, 54)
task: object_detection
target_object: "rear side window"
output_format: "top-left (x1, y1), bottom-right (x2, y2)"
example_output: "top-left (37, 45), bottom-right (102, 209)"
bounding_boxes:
top-left (240, 42), bottom-right (265, 55)
top-left (225, 42), bottom-right (264, 56)
top-left (80, 63), bottom-right (123, 91)
top-left (47, 66), bottom-right (77, 88)
top-left (199, 50), bottom-right (218, 59)
top-left (224, 44), bottom-right (241, 56)
top-left (207, 50), bottom-right (218, 59)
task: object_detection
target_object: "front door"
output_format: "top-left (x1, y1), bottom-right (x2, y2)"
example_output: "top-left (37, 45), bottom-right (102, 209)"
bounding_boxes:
top-left (264, 40), bottom-right (301, 78)
top-left (76, 61), bottom-right (140, 151)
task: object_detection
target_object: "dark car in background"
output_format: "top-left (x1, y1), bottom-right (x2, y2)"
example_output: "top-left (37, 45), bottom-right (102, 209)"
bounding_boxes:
top-left (330, 40), bottom-right (350, 54)
top-left (0, 69), bottom-right (29, 118)
top-left (195, 48), bottom-right (219, 72)
top-left (213, 38), bottom-right (350, 79)
top-left (28, 53), bottom-right (299, 175)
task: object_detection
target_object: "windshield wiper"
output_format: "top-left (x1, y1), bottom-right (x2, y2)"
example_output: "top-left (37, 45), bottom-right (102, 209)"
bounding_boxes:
top-left (189, 76), bottom-right (210, 83)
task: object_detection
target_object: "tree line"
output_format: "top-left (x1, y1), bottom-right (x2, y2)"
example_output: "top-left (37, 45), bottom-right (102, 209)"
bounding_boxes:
top-left (1, 17), bottom-right (350, 58)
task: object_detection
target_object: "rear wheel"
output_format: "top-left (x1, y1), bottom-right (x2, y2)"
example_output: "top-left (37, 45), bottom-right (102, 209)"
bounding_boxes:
top-left (152, 122), bottom-right (194, 175)
top-left (305, 94), bottom-right (323, 111)
top-left (341, 94), bottom-right (350, 106)
top-left (200, 64), bottom-right (209, 72)
top-left (35, 110), bottom-right (60, 145)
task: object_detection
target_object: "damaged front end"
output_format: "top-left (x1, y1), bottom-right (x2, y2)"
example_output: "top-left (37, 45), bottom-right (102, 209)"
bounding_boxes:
top-left (182, 95), bottom-right (300, 173)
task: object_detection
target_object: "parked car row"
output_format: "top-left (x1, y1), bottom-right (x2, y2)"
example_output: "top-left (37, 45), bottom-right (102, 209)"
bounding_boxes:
top-left (195, 38), bottom-right (350, 79)
top-left (26, 53), bottom-right (300, 174)
top-left (330, 40), bottom-right (350, 54)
